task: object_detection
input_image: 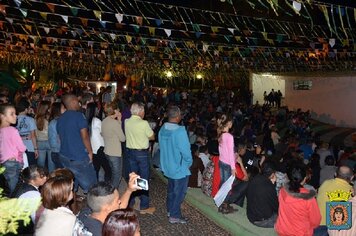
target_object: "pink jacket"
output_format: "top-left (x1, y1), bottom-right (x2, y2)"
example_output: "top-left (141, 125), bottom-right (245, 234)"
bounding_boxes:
top-left (0, 126), bottom-right (26, 163)
top-left (218, 133), bottom-right (235, 170)
top-left (275, 185), bottom-right (321, 236)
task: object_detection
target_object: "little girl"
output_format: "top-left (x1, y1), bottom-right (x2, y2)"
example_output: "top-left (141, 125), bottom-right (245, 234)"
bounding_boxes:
top-left (0, 104), bottom-right (26, 194)
top-left (217, 114), bottom-right (235, 214)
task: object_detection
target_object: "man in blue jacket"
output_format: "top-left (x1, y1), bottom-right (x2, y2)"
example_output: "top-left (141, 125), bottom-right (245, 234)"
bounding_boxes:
top-left (159, 106), bottom-right (192, 224)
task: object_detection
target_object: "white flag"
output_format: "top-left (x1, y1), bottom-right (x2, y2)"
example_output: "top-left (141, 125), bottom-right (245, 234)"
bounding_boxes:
top-left (164, 29), bottom-right (171, 37)
top-left (115, 13), bottom-right (123, 23)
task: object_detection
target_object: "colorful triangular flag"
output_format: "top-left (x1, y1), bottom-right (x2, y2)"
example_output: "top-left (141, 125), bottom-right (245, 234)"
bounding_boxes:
top-left (203, 44), bottom-right (209, 52)
top-left (61, 15), bottom-right (68, 23)
top-left (19, 9), bottom-right (27, 17)
top-left (100, 21), bottom-right (106, 28)
top-left (46, 3), bottom-right (55, 13)
top-left (155, 19), bottom-right (162, 26)
top-left (14, 0), bottom-right (22, 7)
top-left (115, 13), bottom-right (123, 23)
top-left (40, 12), bottom-right (47, 20)
top-left (70, 7), bottom-right (78, 16)
top-left (125, 35), bottom-right (132, 43)
top-left (164, 29), bottom-right (171, 37)
top-left (93, 10), bottom-right (101, 20)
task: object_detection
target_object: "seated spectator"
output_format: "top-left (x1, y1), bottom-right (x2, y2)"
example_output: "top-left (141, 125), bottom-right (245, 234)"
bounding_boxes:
top-left (102, 209), bottom-right (140, 236)
top-left (299, 139), bottom-right (314, 164)
top-left (275, 161), bottom-right (321, 236)
top-left (77, 173), bottom-right (140, 236)
top-left (308, 153), bottom-right (321, 189)
top-left (11, 165), bottom-right (48, 234)
top-left (337, 146), bottom-right (352, 166)
top-left (188, 144), bottom-right (205, 188)
top-left (319, 155), bottom-right (337, 185)
top-left (317, 142), bottom-right (333, 169)
top-left (35, 172), bottom-right (75, 236)
top-left (246, 161), bottom-right (279, 228)
top-left (200, 157), bottom-right (215, 197)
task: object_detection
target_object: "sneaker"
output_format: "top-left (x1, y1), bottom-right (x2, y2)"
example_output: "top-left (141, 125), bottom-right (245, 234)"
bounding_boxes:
top-left (169, 217), bottom-right (187, 224)
top-left (139, 207), bottom-right (156, 215)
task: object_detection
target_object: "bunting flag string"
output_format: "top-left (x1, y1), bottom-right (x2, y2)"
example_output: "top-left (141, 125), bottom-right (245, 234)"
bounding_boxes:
top-left (3, 5), bottom-right (320, 50)
top-left (0, 0), bottom-right (354, 78)
top-left (1, 1), bottom-right (353, 50)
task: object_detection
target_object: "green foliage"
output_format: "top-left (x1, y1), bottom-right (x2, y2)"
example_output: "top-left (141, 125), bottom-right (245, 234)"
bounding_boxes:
top-left (0, 166), bottom-right (41, 235)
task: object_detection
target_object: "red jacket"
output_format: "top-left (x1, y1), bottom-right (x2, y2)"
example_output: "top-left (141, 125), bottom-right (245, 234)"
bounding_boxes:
top-left (275, 185), bottom-right (321, 236)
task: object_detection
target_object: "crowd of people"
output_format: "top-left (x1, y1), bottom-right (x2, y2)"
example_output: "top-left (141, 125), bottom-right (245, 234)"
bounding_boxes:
top-left (0, 83), bottom-right (356, 236)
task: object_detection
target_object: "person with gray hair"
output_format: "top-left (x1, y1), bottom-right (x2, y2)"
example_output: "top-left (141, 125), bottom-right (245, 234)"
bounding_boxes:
top-left (130, 102), bottom-right (145, 116)
top-left (125, 102), bottom-right (155, 215)
top-left (159, 106), bottom-right (192, 224)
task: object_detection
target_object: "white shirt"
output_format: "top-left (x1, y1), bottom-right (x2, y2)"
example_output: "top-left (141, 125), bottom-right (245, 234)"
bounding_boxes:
top-left (19, 188), bottom-right (41, 223)
top-left (35, 207), bottom-right (76, 236)
top-left (90, 117), bottom-right (104, 154)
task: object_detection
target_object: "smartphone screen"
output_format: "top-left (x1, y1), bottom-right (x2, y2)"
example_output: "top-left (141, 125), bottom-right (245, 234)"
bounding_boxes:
top-left (136, 178), bottom-right (148, 190)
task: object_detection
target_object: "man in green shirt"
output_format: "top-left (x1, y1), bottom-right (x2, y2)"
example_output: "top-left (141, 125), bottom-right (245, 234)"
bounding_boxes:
top-left (125, 102), bottom-right (155, 215)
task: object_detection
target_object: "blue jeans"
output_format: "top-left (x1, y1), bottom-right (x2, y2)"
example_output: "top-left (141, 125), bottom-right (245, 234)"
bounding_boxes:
top-left (127, 149), bottom-right (150, 210)
top-left (167, 176), bottom-right (189, 219)
top-left (122, 144), bottom-right (130, 182)
top-left (252, 213), bottom-right (277, 228)
top-left (106, 155), bottom-right (122, 188)
top-left (26, 151), bottom-right (36, 166)
top-left (51, 152), bottom-right (63, 169)
top-left (2, 160), bottom-right (22, 194)
top-left (37, 140), bottom-right (55, 172)
top-left (219, 160), bottom-right (231, 187)
top-left (59, 154), bottom-right (97, 193)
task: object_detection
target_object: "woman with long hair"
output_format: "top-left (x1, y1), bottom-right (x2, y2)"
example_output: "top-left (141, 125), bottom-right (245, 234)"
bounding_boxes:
top-left (48, 102), bottom-right (65, 169)
top-left (101, 102), bottom-right (126, 188)
top-left (102, 209), bottom-right (140, 236)
top-left (35, 171), bottom-right (75, 236)
top-left (85, 102), bottom-right (111, 182)
top-left (217, 114), bottom-right (235, 214)
top-left (35, 101), bottom-right (55, 171)
top-left (275, 161), bottom-right (321, 236)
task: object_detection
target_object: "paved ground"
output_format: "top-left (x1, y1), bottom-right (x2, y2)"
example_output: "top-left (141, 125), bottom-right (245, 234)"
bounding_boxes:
top-left (134, 172), bottom-right (231, 236)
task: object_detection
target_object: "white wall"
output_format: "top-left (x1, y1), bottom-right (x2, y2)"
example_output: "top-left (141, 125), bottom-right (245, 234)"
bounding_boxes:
top-left (251, 73), bottom-right (285, 105)
top-left (284, 75), bottom-right (356, 128)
